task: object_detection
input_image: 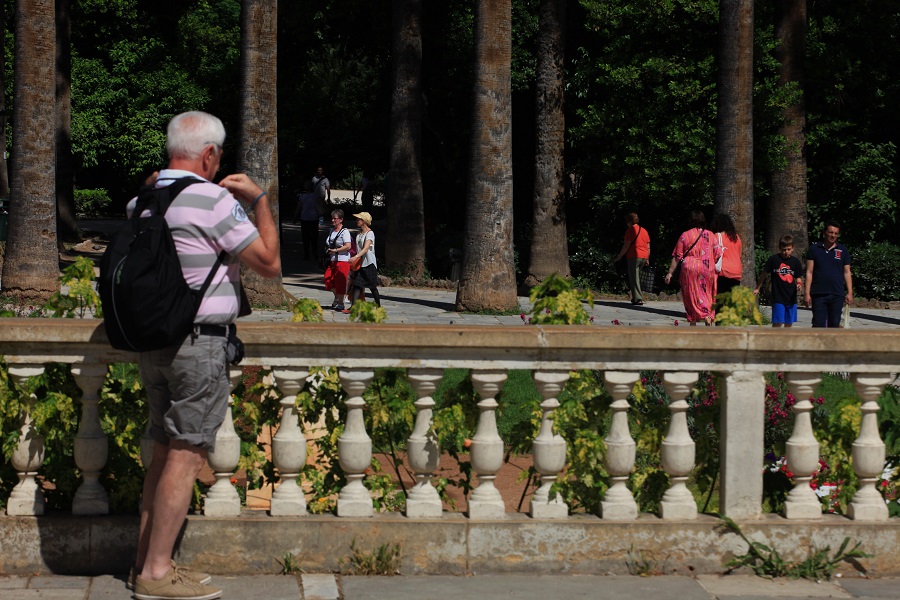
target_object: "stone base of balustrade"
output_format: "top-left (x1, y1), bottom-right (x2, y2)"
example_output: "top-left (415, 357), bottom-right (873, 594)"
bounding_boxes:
top-left (3, 513), bottom-right (900, 577)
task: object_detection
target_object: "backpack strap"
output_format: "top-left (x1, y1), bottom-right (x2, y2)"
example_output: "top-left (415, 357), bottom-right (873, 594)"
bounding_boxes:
top-left (196, 250), bottom-right (228, 306)
top-left (133, 176), bottom-right (203, 218)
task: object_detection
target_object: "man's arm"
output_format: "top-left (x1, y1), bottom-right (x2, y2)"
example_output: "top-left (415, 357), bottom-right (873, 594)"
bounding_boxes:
top-left (804, 259), bottom-right (814, 307)
top-left (843, 264), bottom-right (853, 305)
top-left (219, 174), bottom-right (281, 278)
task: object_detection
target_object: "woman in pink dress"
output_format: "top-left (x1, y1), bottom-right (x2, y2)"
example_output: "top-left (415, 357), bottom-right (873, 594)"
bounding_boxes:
top-left (663, 209), bottom-right (722, 325)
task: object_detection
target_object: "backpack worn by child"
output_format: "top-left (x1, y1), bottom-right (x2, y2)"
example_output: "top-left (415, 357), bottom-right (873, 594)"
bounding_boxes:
top-left (99, 178), bottom-right (225, 352)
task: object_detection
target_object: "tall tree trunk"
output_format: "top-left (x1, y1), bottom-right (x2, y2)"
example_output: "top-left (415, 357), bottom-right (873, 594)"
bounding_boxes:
top-left (237, 0), bottom-right (284, 307)
top-left (767, 0), bottom-right (807, 255)
top-left (714, 0), bottom-right (755, 288)
top-left (386, 0), bottom-right (425, 277)
top-left (56, 0), bottom-right (79, 245)
top-left (524, 0), bottom-right (569, 289)
top-left (2, 0), bottom-right (58, 300)
top-left (455, 0), bottom-right (516, 312)
top-left (0, 1), bottom-right (10, 197)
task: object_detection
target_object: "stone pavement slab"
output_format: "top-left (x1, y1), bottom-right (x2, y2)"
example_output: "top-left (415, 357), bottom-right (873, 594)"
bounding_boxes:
top-left (301, 573), bottom-right (340, 600)
top-left (836, 576), bottom-right (900, 598)
top-left (697, 574), bottom-right (851, 598)
top-left (340, 575), bottom-right (714, 600)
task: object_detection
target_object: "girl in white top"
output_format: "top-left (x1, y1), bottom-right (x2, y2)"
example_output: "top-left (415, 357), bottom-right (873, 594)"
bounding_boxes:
top-left (346, 211), bottom-right (380, 310)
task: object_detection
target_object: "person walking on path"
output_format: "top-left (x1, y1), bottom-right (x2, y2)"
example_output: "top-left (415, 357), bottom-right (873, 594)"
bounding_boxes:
top-left (755, 234), bottom-right (803, 327)
top-left (664, 209), bottom-right (721, 326)
top-left (613, 212), bottom-right (651, 305)
top-left (312, 166), bottom-right (331, 225)
top-left (710, 213), bottom-right (743, 296)
top-left (805, 219), bottom-right (853, 327)
top-left (129, 111), bottom-right (280, 600)
top-left (345, 211), bottom-right (380, 311)
top-left (324, 209), bottom-right (352, 311)
top-left (293, 182), bottom-right (319, 260)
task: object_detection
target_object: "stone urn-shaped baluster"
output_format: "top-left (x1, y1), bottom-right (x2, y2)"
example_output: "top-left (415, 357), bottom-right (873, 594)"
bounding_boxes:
top-left (848, 374), bottom-right (893, 521)
top-left (406, 368), bottom-right (444, 518)
top-left (601, 371), bottom-right (640, 520)
top-left (6, 365), bottom-right (47, 516)
top-left (337, 368), bottom-right (375, 517)
top-left (660, 371), bottom-right (698, 519)
top-left (205, 367), bottom-right (246, 517)
top-left (270, 367), bottom-right (311, 516)
top-left (783, 372), bottom-right (823, 519)
top-left (72, 363), bottom-right (110, 515)
top-left (468, 370), bottom-right (507, 519)
top-left (530, 370), bottom-right (570, 519)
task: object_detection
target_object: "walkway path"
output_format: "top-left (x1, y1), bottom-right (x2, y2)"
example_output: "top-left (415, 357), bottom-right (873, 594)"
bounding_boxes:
top-left (2, 572), bottom-right (898, 600)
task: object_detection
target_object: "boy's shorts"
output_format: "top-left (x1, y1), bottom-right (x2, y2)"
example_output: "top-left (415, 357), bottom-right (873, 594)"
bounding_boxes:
top-left (772, 303), bottom-right (798, 325)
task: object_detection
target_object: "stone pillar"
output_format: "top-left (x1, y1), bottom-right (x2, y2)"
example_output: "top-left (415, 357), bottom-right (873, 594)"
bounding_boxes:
top-left (660, 371), bottom-right (698, 519)
top-left (848, 373), bottom-right (892, 521)
top-left (71, 363), bottom-right (110, 515)
top-left (530, 370), bottom-right (569, 519)
top-left (783, 372), bottom-right (823, 519)
top-left (270, 367), bottom-right (311, 516)
top-left (6, 365), bottom-right (47, 516)
top-left (719, 369), bottom-right (765, 519)
top-left (601, 371), bottom-right (639, 520)
top-left (406, 368), bottom-right (444, 518)
top-left (468, 370), bottom-right (507, 519)
top-left (337, 368), bottom-right (375, 517)
top-left (205, 367), bottom-right (245, 517)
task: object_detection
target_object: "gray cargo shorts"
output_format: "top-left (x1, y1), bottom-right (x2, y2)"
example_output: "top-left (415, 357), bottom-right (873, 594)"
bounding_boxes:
top-left (139, 333), bottom-right (230, 452)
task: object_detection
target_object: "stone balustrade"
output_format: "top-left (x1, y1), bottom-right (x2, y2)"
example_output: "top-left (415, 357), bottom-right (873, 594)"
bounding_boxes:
top-left (1, 319), bottom-right (899, 575)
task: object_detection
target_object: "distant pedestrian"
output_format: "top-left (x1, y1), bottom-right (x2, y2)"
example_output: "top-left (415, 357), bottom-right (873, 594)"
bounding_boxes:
top-left (710, 213), bottom-right (743, 296)
top-left (613, 212), bottom-right (650, 305)
top-left (312, 166), bottom-right (331, 224)
top-left (804, 219), bottom-right (853, 328)
top-left (324, 209), bottom-right (351, 311)
top-left (293, 183), bottom-right (319, 260)
top-left (754, 235), bottom-right (803, 327)
top-left (664, 209), bottom-right (722, 326)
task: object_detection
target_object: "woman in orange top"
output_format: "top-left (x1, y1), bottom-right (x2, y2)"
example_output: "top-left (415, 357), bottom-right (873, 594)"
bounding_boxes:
top-left (614, 212), bottom-right (651, 305)
top-left (710, 213), bottom-right (742, 296)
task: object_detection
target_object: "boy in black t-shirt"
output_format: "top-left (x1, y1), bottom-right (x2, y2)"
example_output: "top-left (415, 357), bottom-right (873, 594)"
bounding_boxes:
top-left (754, 235), bottom-right (804, 327)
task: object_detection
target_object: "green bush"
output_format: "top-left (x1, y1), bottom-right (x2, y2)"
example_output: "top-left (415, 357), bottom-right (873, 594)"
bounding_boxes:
top-left (851, 241), bottom-right (900, 301)
top-left (74, 188), bottom-right (112, 218)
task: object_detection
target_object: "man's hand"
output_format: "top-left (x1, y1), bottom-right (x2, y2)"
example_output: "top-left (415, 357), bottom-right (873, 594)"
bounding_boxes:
top-left (219, 173), bottom-right (264, 205)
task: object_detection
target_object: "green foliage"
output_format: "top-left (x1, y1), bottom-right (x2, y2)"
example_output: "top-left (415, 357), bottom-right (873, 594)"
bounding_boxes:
top-left (347, 301), bottom-right (387, 323)
top-left (289, 298), bottom-right (325, 323)
top-left (525, 273), bottom-right (594, 325)
top-left (851, 242), bottom-right (900, 302)
top-left (340, 539), bottom-right (402, 576)
top-left (74, 188), bottom-right (112, 218)
top-left (714, 286), bottom-right (764, 326)
top-left (44, 257), bottom-right (103, 318)
top-left (719, 516), bottom-right (872, 580)
top-left (275, 552), bottom-right (304, 575)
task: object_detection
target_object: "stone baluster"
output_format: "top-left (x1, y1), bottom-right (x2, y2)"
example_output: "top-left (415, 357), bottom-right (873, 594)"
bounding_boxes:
top-left (6, 365), bottom-right (47, 516)
top-left (269, 367), bottom-right (311, 516)
top-left (530, 370), bottom-right (569, 519)
top-left (406, 368), bottom-right (444, 518)
top-left (601, 371), bottom-right (640, 520)
top-left (783, 372), bottom-right (823, 519)
top-left (337, 368), bottom-right (375, 517)
top-left (848, 373), bottom-right (893, 521)
top-left (204, 367), bottom-right (245, 517)
top-left (71, 363), bottom-right (110, 515)
top-left (468, 370), bottom-right (507, 519)
top-left (660, 372), bottom-right (698, 519)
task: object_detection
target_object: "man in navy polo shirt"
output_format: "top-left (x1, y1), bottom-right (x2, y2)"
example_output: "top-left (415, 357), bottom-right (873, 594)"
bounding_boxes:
top-left (804, 219), bottom-right (853, 327)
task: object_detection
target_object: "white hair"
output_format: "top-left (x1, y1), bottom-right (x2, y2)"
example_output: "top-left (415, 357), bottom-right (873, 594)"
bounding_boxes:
top-left (166, 111), bottom-right (226, 160)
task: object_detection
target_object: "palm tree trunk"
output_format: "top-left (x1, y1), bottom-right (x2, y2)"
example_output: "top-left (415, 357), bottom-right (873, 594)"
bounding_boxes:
top-left (714, 0), bottom-right (755, 288)
top-left (768, 0), bottom-right (808, 256)
top-left (0, 1), bottom-right (11, 197)
top-left (524, 0), bottom-right (569, 288)
top-left (237, 0), bottom-right (285, 307)
top-left (386, 0), bottom-right (426, 277)
top-left (455, 0), bottom-right (517, 312)
top-left (2, 0), bottom-right (59, 301)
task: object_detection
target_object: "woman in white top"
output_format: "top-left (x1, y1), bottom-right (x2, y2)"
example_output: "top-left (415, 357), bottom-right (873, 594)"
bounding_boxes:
top-left (324, 209), bottom-right (352, 310)
top-left (346, 211), bottom-right (380, 311)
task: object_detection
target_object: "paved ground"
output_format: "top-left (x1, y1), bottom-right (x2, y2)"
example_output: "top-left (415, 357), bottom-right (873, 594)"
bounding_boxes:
top-left (2, 573), bottom-right (898, 600)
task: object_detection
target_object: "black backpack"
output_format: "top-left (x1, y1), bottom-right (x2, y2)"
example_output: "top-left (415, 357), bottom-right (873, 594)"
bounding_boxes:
top-left (99, 178), bottom-right (225, 351)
